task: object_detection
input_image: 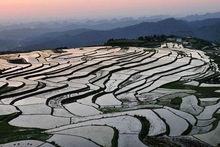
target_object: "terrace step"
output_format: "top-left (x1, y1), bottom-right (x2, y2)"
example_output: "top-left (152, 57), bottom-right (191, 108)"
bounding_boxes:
top-left (0, 46), bottom-right (219, 146)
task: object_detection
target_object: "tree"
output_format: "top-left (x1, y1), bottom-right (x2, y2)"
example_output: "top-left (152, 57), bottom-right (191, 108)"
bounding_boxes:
top-left (138, 36), bottom-right (144, 41)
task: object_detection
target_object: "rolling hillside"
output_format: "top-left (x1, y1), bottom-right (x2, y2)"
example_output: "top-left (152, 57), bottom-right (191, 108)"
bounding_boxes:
top-left (0, 45), bottom-right (219, 146)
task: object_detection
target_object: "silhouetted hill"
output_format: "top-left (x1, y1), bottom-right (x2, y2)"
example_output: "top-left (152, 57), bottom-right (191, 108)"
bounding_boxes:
top-left (18, 18), bottom-right (220, 50)
top-left (23, 28), bottom-right (92, 48)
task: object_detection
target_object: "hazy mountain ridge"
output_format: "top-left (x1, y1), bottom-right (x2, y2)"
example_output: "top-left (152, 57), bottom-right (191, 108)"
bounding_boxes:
top-left (0, 15), bottom-right (170, 50)
top-left (18, 18), bottom-right (220, 50)
top-left (182, 12), bottom-right (220, 21)
top-left (0, 16), bottom-right (220, 51)
top-left (1, 11), bottom-right (219, 31)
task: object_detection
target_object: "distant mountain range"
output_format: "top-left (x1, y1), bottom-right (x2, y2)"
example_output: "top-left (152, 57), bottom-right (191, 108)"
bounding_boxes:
top-left (182, 12), bottom-right (220, 21)
top-left (17, 18), bottom-right (220, 50)
top-left (2, 11), bottom-right (220, 31)
top-left (0, 13), bottom-right (220, 52)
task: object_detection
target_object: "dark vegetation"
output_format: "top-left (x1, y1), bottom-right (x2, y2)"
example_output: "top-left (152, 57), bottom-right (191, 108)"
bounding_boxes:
top-left (100, 107), bottom-right (122, 114)
top-left (105, 35), bottom-right (219, 48)
top-left (0, 113), bottom-right (51, 144)
top-left (7, 58), bottom-right (29, 64)
top-left (157, 96), bottom-right (184, 110)
top-left (0, 87), bottom-right (18, 95)
top-left (52, 47), bottom-right (68, 53)
top-left (170, 97), bottom-right (182, 106)
top-left (105, 35), bottom-right (167, 48)
top-left (161, 81), bottom-right (220, 98)
top-left (135, 115), bottom-right (150, 142)
top-left (143, 136), bottom-right (211, 147)
top-left (143, 136), bottom-right (181, 147)
top-left (111, 127), bottom-right (119, 147)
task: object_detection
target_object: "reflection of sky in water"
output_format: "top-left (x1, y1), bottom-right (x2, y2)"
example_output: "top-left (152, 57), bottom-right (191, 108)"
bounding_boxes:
top-left (0, 46), bottom-right (219, 146)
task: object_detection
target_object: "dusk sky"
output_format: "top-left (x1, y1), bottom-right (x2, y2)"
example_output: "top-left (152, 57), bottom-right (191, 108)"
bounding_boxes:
top-left (1, 0), bottom-right (220, 23)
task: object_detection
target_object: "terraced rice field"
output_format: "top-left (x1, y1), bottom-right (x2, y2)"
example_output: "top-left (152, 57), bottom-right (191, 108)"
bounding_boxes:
top-left (0, 45), bottom-right (219, 147)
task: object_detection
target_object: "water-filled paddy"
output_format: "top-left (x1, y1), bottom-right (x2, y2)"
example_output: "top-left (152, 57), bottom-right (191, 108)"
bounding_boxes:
top-left (0, 45), bottom-right (219, 146)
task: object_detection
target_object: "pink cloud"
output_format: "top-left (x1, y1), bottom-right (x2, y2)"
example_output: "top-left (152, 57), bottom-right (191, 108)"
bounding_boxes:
top-left (0, 0), bottom-right (220, 22)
